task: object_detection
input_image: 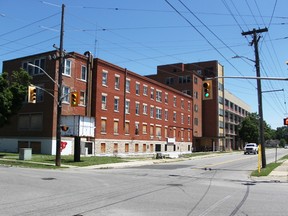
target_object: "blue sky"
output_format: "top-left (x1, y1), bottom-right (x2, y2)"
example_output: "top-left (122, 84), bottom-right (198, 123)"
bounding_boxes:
top-left (1, 0), bottom-right (288, 129)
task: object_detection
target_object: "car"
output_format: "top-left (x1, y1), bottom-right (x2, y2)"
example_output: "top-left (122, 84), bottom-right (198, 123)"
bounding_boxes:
top-left (244, 143), bottom-right (258, 154)
top-left (284, 145), bottom-right (288, 149)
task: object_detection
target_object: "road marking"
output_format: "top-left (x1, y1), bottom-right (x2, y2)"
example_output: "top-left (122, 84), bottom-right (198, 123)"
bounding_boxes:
top-left (198, 195), bottom-right (232, 216)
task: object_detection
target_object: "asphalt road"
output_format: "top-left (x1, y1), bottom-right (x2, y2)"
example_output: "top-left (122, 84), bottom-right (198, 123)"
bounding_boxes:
top-left (0, 149), bottom-right (287, 216)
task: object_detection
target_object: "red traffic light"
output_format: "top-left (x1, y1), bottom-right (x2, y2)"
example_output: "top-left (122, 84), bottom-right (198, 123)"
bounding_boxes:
top-left (284, 118), bottom-right (288, 126)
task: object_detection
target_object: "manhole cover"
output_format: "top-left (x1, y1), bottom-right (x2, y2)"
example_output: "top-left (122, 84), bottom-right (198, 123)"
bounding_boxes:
top-left (41, 177), bottom-right (56, 180)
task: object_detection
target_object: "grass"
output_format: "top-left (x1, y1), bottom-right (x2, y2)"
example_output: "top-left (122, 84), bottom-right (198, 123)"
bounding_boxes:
top-left (251, 154), bottom-right (288, 177)
top-left (0, 152), bottom-right (129, 169)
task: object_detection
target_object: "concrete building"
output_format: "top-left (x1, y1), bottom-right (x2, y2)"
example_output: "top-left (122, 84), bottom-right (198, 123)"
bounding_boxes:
top-left (0, 51), bottom-right (193, 156)
top-left (224, 89), bottom-right (250, 150)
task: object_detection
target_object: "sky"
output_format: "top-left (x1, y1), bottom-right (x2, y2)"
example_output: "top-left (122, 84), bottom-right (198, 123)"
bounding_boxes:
top-left (1, 0), bottom-right (288, 129)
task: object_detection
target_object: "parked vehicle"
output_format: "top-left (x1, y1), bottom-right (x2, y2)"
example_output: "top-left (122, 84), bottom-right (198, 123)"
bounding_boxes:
top-left (244, 143), bottom-right (258, 154)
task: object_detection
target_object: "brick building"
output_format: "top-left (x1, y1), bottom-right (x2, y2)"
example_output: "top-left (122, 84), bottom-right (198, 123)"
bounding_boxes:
top-left (0, 51), bottom-right (193, 156)
top-left (147, 61), bottom-right (227, 151)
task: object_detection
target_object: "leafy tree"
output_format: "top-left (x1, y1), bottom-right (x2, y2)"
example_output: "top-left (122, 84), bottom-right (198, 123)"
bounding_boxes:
top-left (0, 69), bottom-right (31, 127)
top-left (238, 113), bottom-right (259, 143)
top-left (275, 126), bottom-right (288, 144)
top-left (238, 112), bottom-right (275, 143)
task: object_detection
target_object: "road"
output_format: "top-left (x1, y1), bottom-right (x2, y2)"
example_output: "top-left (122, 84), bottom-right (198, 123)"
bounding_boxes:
top-left (0, 149), bottom-right (287, 216)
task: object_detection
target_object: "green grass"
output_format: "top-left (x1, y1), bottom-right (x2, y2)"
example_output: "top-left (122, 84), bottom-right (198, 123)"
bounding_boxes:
top-left (251, 162), bottom-right (282, 176)
top-left (0, 152), bottom-right (129, 168)
top-left (251, 154), bottom-right (288, 177)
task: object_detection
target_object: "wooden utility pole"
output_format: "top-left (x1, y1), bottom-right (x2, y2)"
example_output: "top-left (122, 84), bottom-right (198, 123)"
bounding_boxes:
top-left (55, 4), bottom-right (65, 167)
top-left (242, 27), bottom-right (268, 168)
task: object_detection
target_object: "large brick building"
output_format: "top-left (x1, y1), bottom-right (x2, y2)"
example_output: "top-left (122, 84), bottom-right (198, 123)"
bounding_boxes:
top-left (0, 51), bottom-right (194, 156)
top-left (146, 61), bottom-right (226, 151)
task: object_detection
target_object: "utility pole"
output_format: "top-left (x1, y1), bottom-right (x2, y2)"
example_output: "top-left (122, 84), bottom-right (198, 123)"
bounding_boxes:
top-left (242, 27), bottom-right (268, 168)
top-left (55, 4), bottom-right (65, 167)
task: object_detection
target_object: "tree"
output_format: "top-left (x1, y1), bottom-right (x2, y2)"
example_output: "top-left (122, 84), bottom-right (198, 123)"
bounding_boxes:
top-left (238, 113), bottom-right (259, 143)
top-left (0, 69), bottom-right (32, 127)
top-left (238, 112), bottom-right (274, 143)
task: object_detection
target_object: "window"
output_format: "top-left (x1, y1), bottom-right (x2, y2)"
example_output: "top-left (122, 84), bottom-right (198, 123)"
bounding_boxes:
top-left (143, 85), bottom-right (148, 95)
top-left (62, 86), bottom-right (70, 102)
top-left (102, 94), bottom-right (107, 110)
top-left (115, 76), bottom-right (120, 90)
top-left (188, 116), bottom-right (191, 125)
top-left (188, 101), bottom-right (191, 111)
top-left (150, 106), bottom-right (154, 118)
top-left (181, 113), bottom-right (184, 124)
top-left (136, 83), bottom-right (140, 95)
top-left (173, 112), bottom-right (177, 122)
top-left (101, 119), bottom-right (107, 133)
top-left (114, 97), bottom-right (119, 112)
top-left (156, 126), bottom-right (161, 137)
top-left (102, 71), bottom-right (108, 86)
top-left (126, 79), bottom-right (130, 92)
top-left (165, 77), bottom-right (174, 85)
top-left (114, 120), bottom-right (119, 134)
top-left (81, 65), bottom-right (87, 81)
top-left (135, 122), bottom-right (139, 135)
top-left (143, 104), bottom-right (148, 115)
top-left (164, 109), bottom-right (168, 121)
top-left (143, 124), bottom-right (147, 134)
top-left (135, 144), bottom-right (139, 152)
top-left (181, 99), bottom-right (184, 109)
top-left (194, 91), bottom-right (198, 99)
top-left (156, 108), bottom-right (162, 120)
top-left (125, 100), bottom-right (130, 114)
top-left (64, 59), bottom-right (72, 76)
top-left (194, 118), bottom-right (198, 126)
top-left (156, 90), bottom-right (162, 102)
top-left (150, 125), bottom-right (154, 136)
top-left (79, 91), bottom-right (86, 106)
top-left (18, 113), bottom-right (43, 131)
top-left (194, 104), bottom-right (198, 112)
top-left (135, 102), bottom-right (140, 115)
top-left (173, 96), bottom-right (177, 107)
top-left (125, 121), bottom-right (130, 134)
top-left (194, 77), bottom-right (198, 84)
top-left (150, 88), bottom-right (154, 100)
top-left (165, 93), bottom-right (168, 104)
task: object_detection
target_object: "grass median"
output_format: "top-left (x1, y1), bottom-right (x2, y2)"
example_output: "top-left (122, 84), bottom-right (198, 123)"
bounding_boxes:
top-left (251, 154), bottom-right (288, 177)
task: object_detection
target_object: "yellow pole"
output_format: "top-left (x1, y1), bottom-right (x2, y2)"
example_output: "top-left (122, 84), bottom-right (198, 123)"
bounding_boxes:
top-left (258, 144), bottom-right (262, 174)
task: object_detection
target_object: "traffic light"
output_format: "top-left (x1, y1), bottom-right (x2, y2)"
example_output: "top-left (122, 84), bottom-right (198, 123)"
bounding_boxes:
top-left (203, 80), bottom-right (213, 100)
top-left (28, 85), bottom-right (37, 103)
top-left (71, 92), bottom-right (78, 107)
top-left (284, 118), bottom-right (288, 126)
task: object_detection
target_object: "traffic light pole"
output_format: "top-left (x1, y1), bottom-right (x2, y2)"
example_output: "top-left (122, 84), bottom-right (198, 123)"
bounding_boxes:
top-left (55, 4), bottom-right (65, 167)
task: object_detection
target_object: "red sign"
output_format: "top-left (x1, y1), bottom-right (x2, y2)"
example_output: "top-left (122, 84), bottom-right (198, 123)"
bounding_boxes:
top-left (60, 141), bottom-right (67, 152)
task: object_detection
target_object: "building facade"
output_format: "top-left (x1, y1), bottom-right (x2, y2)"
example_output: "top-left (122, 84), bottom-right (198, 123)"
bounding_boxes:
top-left (224, 90), bottom-right (250, 150)
top-left (146, 61), bottom-right (226, 151)
top-left (0, 51), bottom-right (193, 156)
